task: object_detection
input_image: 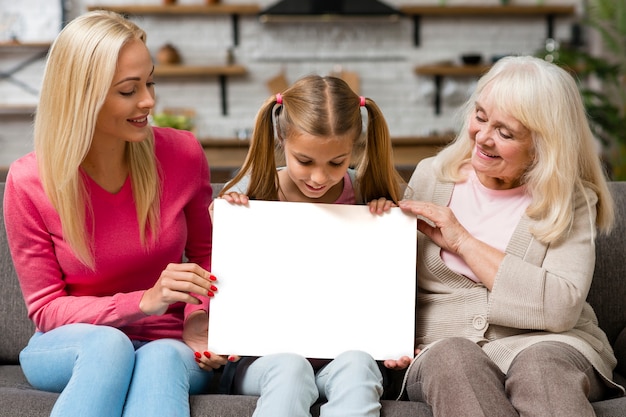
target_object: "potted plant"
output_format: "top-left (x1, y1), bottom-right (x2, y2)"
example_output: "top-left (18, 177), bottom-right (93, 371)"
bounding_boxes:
top-left (542, 0), bottom-right (626, 179)
top-left (151, 108), bottom-right (196, 132)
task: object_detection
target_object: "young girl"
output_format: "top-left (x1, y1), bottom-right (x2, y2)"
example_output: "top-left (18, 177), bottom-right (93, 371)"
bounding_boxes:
top-left (204, 75), bottom-right (404, 417)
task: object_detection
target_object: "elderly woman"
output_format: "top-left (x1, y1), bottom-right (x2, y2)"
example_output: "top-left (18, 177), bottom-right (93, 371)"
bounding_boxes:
top-left (385, 55), bottom-right (624, 416)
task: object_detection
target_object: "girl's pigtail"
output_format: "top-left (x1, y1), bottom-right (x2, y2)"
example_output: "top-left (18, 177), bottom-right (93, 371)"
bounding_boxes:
top-left (360, 98), bottom-right (404, 203)
top-left (220, 96), bottom-right (281, 200)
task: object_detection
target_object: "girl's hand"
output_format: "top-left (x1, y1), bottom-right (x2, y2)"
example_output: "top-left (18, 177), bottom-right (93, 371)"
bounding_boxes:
top-left (183, 311), bottom-right (234, 370)
top-left (140, 263), bottom-right (217, 316)
top-left (368, 197), bottom-right (397, 215)
top-left (221, 192), bottom-right (249, 205)
top-left (209, 192), bottom-right (250, 222)
top-left (383, 349), bottom-right (421, 370)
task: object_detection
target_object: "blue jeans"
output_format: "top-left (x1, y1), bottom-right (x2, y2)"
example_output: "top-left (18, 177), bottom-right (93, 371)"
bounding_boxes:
top-left (237, 350), bottom-right (383, 417)
top-left (19, 323), bottom-right (214, 417)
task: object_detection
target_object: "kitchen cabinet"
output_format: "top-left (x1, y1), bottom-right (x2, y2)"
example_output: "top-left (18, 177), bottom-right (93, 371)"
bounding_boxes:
top-left (414, 63), bottom-right (491, 115)
top-left (200, 135), bottom-right (453, 182)
top-left (87, 4), bottom-right (259, 115)
top-left (153, 64), bottom-right (248, 116)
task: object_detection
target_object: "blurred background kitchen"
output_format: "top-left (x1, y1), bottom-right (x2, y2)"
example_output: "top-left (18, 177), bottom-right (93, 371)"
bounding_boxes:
top-left (1, 0), bottom-right (624, 182)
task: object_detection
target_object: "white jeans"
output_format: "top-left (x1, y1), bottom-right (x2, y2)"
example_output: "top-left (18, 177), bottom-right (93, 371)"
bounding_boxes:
top-left (237, 350), bottom-right (383, 417)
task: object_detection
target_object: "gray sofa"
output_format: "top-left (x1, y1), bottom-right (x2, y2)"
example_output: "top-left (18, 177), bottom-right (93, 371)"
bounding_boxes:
top-left (2, 181), bottom-right (626, 417)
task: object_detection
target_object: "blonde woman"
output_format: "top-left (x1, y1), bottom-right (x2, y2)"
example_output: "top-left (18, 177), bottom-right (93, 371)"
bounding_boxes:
top-left (4, 11), bottom-right (223, 417)
top-left (386, 55), bottom-right (624, 416)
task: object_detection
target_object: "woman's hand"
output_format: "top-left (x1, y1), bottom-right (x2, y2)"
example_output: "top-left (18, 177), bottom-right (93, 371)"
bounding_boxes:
top-left (398, 199), bottom-right (503, 289)
top-left (140, 263), bottom-right (217, 316)
top-left (383, 349), bottom-right (421, 370)
top-left (368, 197), bottom-right (397, 215)
top-left (209, 192), bottom-right (250, 222)
top-left (183, 311), bottom-right (233, 370)
top-left (398, 200), bottom-right (470, 255)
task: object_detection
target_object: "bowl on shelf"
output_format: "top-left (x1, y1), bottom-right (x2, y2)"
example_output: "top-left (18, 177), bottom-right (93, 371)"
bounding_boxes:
top-left (461, 53), bottom-right (483, 65)
top-left (491, 54), bottom-right (510, 63)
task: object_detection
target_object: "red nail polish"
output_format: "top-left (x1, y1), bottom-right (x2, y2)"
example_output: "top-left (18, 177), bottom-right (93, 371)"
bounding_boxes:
top-left (204, 351), bottom-right (211, 358)
top-left (195, 358), bottom-right (201, 363)
top-left (210, 285), bottom-right (218, 292)
top-left (209, 275), bottom-right (217, 281)
top-left (208, 290), bottom-right (214, 297)
top-left (194, 351), bottom-right (201, 358)
top-left (228, 355), bottom-right (235, 362)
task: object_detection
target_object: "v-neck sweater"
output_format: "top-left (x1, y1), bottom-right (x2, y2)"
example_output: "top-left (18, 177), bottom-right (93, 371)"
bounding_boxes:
top-left (4, 127), bottom-right (213, 341)
top-left (404, 157), bottom-right (622, 392)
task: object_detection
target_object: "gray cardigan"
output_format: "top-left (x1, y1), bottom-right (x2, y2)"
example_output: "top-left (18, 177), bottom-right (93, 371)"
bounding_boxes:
top-left (405, 157), bottom-right (623, 392)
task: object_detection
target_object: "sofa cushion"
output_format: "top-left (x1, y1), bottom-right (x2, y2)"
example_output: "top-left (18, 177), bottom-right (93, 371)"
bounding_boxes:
top-left (0, 183), bottom-right (226, 365)
top-left (587, 182), bottom-right (626, 344)
top-left (613, 327), bottom-right (626, 377)
top-left (0, 183), bottom-right (34, 365)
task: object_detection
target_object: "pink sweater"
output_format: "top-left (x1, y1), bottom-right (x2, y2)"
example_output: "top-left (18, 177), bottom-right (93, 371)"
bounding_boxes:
top-left (441, 169), bottom-right (532, 282)
top-left (4, 127), bottom-right (213, 341)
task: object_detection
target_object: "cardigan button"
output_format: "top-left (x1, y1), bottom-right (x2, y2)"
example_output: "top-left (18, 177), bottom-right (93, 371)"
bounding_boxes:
top-left (472, 315), bottom-right (487, 330)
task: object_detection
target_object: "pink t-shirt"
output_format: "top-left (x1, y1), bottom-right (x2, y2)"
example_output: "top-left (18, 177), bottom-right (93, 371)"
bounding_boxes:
top-left (229, 168), bottom-right (357, 205)
top-left (333, 171), bottom-right (356, 204)
top-left (4, 127), bottom-right (213, 341)
top-left (441, 169), bottom-right (532, 282)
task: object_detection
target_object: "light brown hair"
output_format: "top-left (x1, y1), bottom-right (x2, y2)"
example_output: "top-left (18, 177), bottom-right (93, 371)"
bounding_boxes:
top-left (221, 75), bottom-right (403, 203)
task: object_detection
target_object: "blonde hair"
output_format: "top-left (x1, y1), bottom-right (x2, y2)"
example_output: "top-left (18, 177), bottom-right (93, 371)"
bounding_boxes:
top-left (434, 55), bottom-right (614, 242)
top-left (34, 10), bottom-right (160, 268)
top-left (221, 75), bottom-right (404, 203)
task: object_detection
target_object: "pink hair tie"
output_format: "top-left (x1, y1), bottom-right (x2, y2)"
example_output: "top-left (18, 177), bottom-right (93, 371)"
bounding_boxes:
top-left (359, 96), bottom-right (366, 107)
top-left (276, 93), bottom-right (283, 104)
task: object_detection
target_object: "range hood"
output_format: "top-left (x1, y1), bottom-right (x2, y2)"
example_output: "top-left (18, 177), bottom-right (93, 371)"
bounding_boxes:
top-left (259, 0), bottom-right (402, 23)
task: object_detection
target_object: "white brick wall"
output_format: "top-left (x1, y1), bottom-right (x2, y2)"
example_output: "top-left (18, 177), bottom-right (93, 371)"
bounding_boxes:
top-left (0, 0), bottom-right (583, 166)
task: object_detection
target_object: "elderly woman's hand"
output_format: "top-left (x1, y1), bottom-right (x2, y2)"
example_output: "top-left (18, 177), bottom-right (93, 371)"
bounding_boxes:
top-left (398, 199), bottom-right (504, 289)
top-left (398, 200), bottom-right (470, 255)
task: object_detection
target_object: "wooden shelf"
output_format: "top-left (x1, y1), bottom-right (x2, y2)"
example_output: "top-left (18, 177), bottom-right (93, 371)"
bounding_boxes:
top-left (400, 4), bottom-right (576, 46)
top-left (415, 64), bottom-right (492, 115)
top-left (88, 4), bottom-right (260, 15)
top-left (0, 41), bottom-right (51, 49)
top-left (154, 65), bottom-right (247, 116)
top-left (86, 4), bottom-right (256, 115)
top-left (199, 135), bottom-right (452, 147)
top-left (415, 64), bottom-right (492, 77)
top-left (199, 134), bottom-right (453, 164)
top-left (88, 4), bottom-right (260, 46)
top-left (400, 5), bottom-right (575, 16)
top-left (200, 135), bottom-right (453, 182)
top-left (0, 43), bottom-right (49, 96)
top-left (154, 64), bottom-right (247, 78)
top-left (0, 105), bottom-right (36, 115)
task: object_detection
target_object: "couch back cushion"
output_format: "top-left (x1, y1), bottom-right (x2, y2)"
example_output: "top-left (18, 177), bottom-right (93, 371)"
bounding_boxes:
top-left (1, 182), bottom-right (624, 362)
top-left (0, 183), bottom-right (34, 364)
top-left (0, 183), bottom-right (227, 364)
top-left (587, 181), bottom-right (626, 344)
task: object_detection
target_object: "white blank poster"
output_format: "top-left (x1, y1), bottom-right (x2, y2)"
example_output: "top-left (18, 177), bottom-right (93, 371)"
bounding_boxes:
top-left (208, 199), bottom-right (417, 360)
